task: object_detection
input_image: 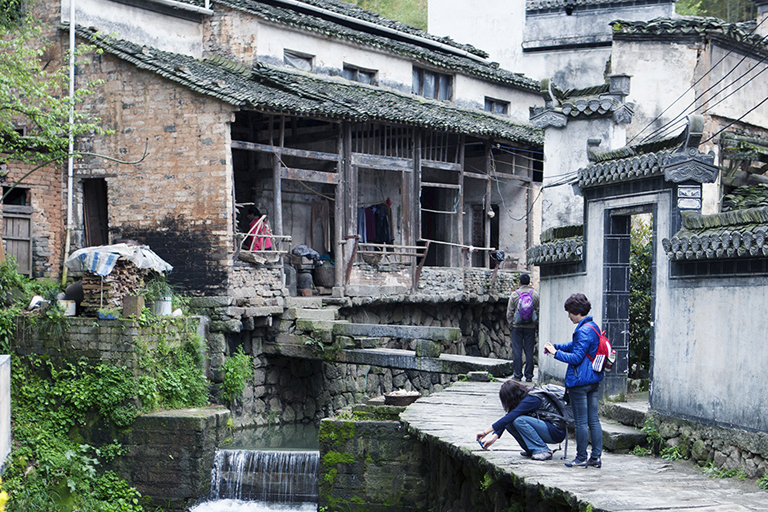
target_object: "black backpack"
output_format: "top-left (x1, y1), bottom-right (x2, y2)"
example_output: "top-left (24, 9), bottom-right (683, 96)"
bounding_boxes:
top-left (530, 384), bottom-right (575, 459)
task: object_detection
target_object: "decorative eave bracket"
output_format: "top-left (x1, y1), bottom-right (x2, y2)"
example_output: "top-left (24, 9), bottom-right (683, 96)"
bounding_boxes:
top-left (663, 115), bottom-right (718, 184)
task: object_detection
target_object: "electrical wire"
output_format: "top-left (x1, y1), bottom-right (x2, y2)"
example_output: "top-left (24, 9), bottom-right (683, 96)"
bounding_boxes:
top-left (701, 94), bottom-right (768, 145)
top-left (643, 46), bottom-right (768, 143)
top-left (627, 15), bottom-right (768, 145)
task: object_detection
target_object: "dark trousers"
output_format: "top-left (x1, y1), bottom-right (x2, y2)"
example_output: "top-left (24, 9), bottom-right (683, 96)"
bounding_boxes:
top-left (511, 327), bottom-right (536, 380)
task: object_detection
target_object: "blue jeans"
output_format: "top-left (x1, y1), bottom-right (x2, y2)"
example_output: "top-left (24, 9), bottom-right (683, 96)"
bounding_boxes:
top-left (506, 415), bottom-right (558, 455)
top-left (569, 382), bottom-right (602, 461)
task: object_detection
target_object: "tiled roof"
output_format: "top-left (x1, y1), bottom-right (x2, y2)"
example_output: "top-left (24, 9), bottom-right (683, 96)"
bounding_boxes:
top-left (182, 0), bottom-right (486, 57)
top-left (577, 133), bottom-right (684, 187)
top-left (210, 0), bottom-right (539, 92)
top-left (528, 225), bottom-right (584, 265)
top-left (662, 207), bottom-right (768, 261)
top-left (527, 0), bottom-right (626, 11)
top-left (529, 78), bottom-right (634, 128)
top-left (613, 17), bottom-right (767, 50)
top-left (76, 27), bottom-right (543, 145)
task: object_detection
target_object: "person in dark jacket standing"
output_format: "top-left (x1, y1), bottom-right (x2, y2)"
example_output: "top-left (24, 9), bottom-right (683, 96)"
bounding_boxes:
top-left (544, 293), bottom-right (603, 468)
top-left (506, 274), bottom-right (539, 382)
top-left (476, 380), bottom-right (566, 461)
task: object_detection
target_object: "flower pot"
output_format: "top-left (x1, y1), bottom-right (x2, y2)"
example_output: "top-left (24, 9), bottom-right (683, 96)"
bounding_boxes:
top-left (150, 296), bottom-right (173, 316)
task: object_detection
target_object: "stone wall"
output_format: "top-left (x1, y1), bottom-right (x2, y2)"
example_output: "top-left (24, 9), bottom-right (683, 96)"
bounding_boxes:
top-left (319, 408), bottom-right (429, 511)
top-left (227, 344), bottom-right (459, 428)
top-left (341, 300), bottom-right (514, 360)
top-left (604, 403), bottom-right (768, 480)
top-left (12, 316), bottom-right (205, 370)
top-left (109, 407), bottom-right (230, 511)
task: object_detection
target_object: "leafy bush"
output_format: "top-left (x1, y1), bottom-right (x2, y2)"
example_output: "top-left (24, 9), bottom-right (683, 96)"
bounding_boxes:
top-left (221, 346), bottom-right (253, 405)
top-left (5, 358), bottom-right (144, 512)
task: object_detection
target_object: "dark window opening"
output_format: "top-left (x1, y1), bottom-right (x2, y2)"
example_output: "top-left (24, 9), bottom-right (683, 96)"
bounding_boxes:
top-left (342, 64), bottom-right (377, 85)
top-left (484, 97), bottom-right (509, 115)
top-left (2, 186), bottom-right (28, 206)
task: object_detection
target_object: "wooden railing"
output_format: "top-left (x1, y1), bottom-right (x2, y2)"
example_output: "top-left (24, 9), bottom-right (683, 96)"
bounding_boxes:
top-left (346, 238), bottom-right (430, 291)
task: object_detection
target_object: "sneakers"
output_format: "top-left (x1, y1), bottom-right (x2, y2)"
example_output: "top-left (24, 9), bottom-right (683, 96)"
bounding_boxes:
top-left (520, 450), bottom-right (532, 458)
top-left (587, 457), bottom-right (602, 468)
top-left (531, 450), bottom-right (553, 461)
top-left (564, 457), bottom-right (588, 468)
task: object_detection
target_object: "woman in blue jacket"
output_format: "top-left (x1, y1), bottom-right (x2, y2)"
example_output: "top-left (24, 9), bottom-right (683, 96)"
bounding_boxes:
top-left (544, 293), bottom-right (603, 468)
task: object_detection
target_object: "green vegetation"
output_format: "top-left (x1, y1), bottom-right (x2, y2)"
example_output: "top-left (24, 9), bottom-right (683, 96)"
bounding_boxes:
top-left (675, 0), bottom-right (756, 22)
top-left (6, 357), bottom-right (144, 511)
top-left (0, 262), bottom-right (210, 511)
top-left (758, 473), bottom-right (768, 490)
top-left (220, 346), bottom-right (253, 405)
top-left (629, 215), bottom-right (652, 379)
top-left (322, 451), bottom-right (356, 466)
top-left (0, 13), bottom-right (105, 169)
top-left (702, 461), bottom-right (748, 479)
top-left (479, 473), bottom-right (494, 491)
top-left (341, 0), bottom-right (427, 30)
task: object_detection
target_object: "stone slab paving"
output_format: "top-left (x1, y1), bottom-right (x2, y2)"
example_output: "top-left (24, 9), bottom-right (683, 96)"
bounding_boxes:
top-left (400, 381), bottom-right (768, 511)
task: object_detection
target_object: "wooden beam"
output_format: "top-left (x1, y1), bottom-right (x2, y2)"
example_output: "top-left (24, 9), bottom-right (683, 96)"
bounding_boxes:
top-left (422, 159), bottom-right (462, 171)
top-left (351, 153), bottom-right (413, 171)
top-left (462, 170), bottom-right (490, 181)
top-left (335, 130), bottom-right (344, 288)
top-left (231, 140), bottom-right (339, 162)
top-left (280, 167), bottom-right (339, 185)
top-left (421, 182), bottom-right (461, 190)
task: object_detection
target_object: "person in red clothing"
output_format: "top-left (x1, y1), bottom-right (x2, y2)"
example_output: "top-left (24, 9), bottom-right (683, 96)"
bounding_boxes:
top-left (244, 206), bottom-right (273, 251)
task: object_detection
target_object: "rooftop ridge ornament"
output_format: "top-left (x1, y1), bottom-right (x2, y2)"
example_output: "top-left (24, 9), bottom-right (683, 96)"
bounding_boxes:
top-left (662, 115), bottom-right (718, 184)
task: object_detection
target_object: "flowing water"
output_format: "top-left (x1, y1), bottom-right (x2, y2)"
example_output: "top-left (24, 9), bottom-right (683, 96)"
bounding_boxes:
top-left (190, 424), bottom-right (320, 512)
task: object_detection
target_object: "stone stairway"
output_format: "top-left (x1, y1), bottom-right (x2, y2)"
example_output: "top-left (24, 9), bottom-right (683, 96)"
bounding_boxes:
top-left (601, 394), bottom-right (650, 453)
top-left (265, 297), bottom-right (514, 377)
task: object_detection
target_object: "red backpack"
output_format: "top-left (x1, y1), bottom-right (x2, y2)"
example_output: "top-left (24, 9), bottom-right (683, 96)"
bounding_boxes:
top-left (587, 324), bottom-right (616, 372)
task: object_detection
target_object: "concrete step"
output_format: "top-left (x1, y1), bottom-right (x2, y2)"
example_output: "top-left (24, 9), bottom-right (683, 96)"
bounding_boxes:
top-left (602, 419), bottom-right (647, 454)
top-left (601, 395), bottom-right (650, 429)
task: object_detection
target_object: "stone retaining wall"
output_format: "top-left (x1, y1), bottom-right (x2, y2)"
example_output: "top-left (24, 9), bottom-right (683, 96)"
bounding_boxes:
top-left (229, 345), bottom-right (459, 427)
top-left (109, 407), bottom-right (230, 511)
top-left (341, 301), bottom-right (514, 360)
top-left (12, 316), bottom-right (205, 370)
top-left (604, 402), bottom-right (768, 479)
top-left (319, 408), bottom-right (428, 511)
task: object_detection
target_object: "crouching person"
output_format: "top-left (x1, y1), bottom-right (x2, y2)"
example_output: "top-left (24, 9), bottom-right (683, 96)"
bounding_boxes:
top-left (476, 380), bottom-right (566, 461)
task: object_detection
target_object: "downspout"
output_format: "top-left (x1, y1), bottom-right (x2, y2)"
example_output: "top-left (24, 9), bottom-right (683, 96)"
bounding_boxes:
top-left (61, 0), bottom-right (76, 285)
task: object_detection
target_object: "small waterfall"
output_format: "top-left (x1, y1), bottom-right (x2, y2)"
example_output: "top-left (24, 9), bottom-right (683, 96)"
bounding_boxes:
top-left (209, 449), bottom-right (319, 504)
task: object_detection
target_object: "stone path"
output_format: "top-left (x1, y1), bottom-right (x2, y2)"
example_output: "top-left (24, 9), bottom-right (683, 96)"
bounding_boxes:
top-left (400, 381), bottom-right (768, 512)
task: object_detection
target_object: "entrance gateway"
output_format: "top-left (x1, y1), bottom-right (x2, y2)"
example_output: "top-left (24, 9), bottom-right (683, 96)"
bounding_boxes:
top-left (532, 115), bottom-right (719, 401)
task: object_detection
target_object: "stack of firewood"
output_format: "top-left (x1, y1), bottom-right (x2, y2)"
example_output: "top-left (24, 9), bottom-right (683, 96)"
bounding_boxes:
top-left (81, 260), bottom-right (149, 315)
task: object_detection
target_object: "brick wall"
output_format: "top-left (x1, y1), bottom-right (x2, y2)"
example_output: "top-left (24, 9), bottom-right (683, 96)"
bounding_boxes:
top-left (1, 161), bottom-right (64, 279)
top-left (72, 46), bottom-right (238, 294)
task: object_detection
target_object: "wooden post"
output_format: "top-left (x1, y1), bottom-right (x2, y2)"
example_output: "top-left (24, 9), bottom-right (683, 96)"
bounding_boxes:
top-left (457, 134), bottom-right (465, 267)
top-left (526, 152), bottom-right (534, 269)
top-left (413, 129), bottom-right (422, 245)
top-left (334, 124), bottom-right (344, 287)
top-left (272, 152), bottom-right (283, 237)
top-left (484, 141), bottom-right (492, 269)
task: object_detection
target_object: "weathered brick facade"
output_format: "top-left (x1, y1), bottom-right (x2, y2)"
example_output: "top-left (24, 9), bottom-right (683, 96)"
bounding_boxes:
top-left (1, 161), bottom-right (64, 279)
top-left (73, 50), bottom-right (238, 294)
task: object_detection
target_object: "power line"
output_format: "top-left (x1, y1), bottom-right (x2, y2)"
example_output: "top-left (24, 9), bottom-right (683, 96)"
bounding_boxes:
top-left (701, 94), bottom-right (768, 145)
top-left (628, 15), bottom-right (768, 145)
